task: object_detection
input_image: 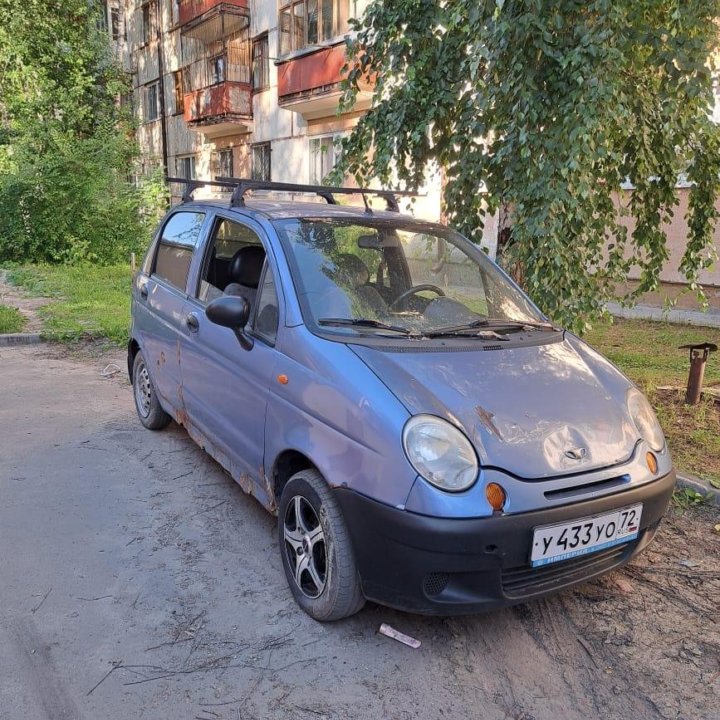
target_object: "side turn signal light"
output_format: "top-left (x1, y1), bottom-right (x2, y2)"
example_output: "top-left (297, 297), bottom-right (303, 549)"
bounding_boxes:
top-left (485, 482), bottom-right (507, 512)
top-left (646, 452), bottom-right (658, 474)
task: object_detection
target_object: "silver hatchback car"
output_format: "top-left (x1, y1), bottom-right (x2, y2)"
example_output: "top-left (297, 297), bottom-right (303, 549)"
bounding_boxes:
top-left (129, 178), bottom-right (675, 621)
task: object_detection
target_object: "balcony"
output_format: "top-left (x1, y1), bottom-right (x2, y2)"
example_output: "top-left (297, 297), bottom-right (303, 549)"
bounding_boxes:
top-left (184, 81), bottom-right (252, 137)
top-left (179, 0), bottom-right (248, 29)
top-left (180, 6), bottom-right (252, 136)
top-left (277, 44), bottom-right (373, 121)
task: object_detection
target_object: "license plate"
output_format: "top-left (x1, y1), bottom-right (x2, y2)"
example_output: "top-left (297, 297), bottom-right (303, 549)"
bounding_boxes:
top-left (530, 504), bottom-right (642, 567)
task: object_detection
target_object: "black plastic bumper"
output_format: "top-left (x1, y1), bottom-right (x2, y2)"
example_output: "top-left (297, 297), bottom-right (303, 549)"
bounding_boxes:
top-left (334, 470), bottom-right (676, 615)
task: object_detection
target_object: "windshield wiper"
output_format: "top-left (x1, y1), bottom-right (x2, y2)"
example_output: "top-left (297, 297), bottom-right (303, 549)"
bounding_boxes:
top-left (318, 317), bottom-right (413, 335)
top-left (424, 318), bottom-right (557, 338)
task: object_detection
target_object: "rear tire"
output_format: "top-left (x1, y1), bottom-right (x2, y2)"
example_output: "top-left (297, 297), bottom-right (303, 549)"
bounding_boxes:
top-left (278, 469), bottom-right (365, 621)
top-left (132, 351), bottom-right (171, 431)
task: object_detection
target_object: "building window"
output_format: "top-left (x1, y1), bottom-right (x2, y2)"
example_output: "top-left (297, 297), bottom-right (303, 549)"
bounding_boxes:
top-left (251, 143), bottom-right (271, 182)
top-left (145, 83), bottom-right (159, 121)
top-left (214, 149), bottom-right (234, 188)
top-left (252, 35), bottom-right (269, 90)
top-left (142, 3), bottom-right (154, 45)
top-left (110, 7), bottom-right (121, 40)
top-left (279, 0), bottom-right (349, 54)
top-left (171, 0), bottom-right (181, 26)
top-left (173, 70), bottom-right (184, 115)
top-left (177, 155), bottom-right (196, 180)
top-left (209, 55), bottom-right (226, 85)
top-left (309, 135), bottom-right (341, 185)
top-left (182, 28), bottom-right (251, 92)
top-left (120, 90), bottom-right (134, 118)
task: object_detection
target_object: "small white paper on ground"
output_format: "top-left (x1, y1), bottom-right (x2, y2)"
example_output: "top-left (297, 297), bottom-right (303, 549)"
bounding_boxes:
top-left (378, 623), bottom-right (421, 649)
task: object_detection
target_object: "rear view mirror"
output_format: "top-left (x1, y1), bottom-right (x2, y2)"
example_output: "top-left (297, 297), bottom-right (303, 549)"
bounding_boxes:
top-left (358, 233), bottom-right (398, 249)
top-left (358, 234), bottom-right (382, 249)
top-left (206, 296), bottom-right (254, 350)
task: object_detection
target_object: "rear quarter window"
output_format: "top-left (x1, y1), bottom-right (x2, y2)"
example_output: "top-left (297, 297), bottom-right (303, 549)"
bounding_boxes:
top-left (154, 212), bottom-right (206, 290)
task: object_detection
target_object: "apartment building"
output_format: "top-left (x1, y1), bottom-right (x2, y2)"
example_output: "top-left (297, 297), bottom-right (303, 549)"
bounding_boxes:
top-left (106, 2), bottom-right (377, 189)
top-left (105, 0), bottom-right (468, 235)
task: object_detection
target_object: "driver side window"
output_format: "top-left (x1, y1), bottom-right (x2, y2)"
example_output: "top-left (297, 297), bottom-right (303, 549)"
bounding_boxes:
top-left (254, 266), bottom-right (279, 344)
top-left (197, 218), bottom-right (267, 318)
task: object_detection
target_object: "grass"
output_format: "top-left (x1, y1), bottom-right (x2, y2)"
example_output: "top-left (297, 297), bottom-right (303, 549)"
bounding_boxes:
top-left (5, 265), bottom-right (720, 481)
top-left (584, 318), bottom-right (720, 389)
top-left (0, 303), bottom-right (25, 333)
top-left (7, 264), bottom-right (132, 345)
top-left (585, 318), bottom-right (720, 483)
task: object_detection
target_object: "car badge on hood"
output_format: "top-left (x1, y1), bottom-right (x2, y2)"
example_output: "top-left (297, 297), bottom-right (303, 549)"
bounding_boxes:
top-left (565, 447), bottom-right (588, 461)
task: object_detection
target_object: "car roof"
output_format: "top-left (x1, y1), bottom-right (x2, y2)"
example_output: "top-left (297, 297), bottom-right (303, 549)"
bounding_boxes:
top-left (177, 197), bottom-right (444, 228)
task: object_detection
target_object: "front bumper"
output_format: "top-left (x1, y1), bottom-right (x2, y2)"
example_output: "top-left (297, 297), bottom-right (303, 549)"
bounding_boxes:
top-left (335, 469), bottom-right (676, 615)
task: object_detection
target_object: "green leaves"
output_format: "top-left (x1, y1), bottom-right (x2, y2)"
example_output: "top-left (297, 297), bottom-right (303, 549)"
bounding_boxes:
top-left (0, 0), bottom-right (152, 264)
top-left (336, 0), bottom-right (720, 334)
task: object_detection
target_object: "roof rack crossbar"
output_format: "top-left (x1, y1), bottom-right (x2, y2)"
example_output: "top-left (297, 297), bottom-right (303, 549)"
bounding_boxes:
top-left (167, 177), bottom-right (238, 203)
top-left (167, 176), bottom-right (420, 211)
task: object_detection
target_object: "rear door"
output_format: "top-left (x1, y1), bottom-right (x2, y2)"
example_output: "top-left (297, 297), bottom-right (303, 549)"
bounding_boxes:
top-left (133, 210), bottom-right (208, 414)
top-left (179, 214), bottom-right (282, 505)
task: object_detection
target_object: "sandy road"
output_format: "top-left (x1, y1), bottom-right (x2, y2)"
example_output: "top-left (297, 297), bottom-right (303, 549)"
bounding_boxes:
top-left (1, 344), bottom-right (717, 720)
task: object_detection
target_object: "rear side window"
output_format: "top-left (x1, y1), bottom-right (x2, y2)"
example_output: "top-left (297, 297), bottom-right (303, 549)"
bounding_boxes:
top-left (154, 212), bottom-right (206, 290)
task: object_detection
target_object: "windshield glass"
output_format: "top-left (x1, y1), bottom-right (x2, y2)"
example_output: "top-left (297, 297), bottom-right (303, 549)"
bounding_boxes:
top-left (273, 218), bottom-right (545, 336)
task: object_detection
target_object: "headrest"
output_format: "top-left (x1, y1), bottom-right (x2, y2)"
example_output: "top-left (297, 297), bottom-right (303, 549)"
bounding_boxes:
top-left (333, 253), bottom-right (369, 289)
top-left (230, 245), bottom-right (266, 289)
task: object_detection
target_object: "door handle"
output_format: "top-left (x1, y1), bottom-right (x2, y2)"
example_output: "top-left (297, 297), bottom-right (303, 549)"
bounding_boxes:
top-left (140, 285), bottom-right (148, 300)
top-left (186, 313), bottom-right (200, 332)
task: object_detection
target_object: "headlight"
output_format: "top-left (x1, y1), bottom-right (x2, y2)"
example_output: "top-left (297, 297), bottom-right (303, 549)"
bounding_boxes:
top-left (402, 415), bottom-right (479, 492)
top-left (627, 388), bottom-right (665, 452)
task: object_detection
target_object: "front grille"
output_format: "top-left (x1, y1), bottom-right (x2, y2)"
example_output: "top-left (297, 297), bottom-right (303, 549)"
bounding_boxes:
top-left (501, 542), bottom-right (634, 598)
top-left (423, 572), bottom-right (450, 597)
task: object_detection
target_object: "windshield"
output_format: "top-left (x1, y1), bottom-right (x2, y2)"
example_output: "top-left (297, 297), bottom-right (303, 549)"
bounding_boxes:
top-left (273, 218), bottom-right (546, 337)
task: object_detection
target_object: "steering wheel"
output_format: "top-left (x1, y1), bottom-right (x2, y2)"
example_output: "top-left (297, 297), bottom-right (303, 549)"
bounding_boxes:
top-left (388, 284), bottom-right (446, 312)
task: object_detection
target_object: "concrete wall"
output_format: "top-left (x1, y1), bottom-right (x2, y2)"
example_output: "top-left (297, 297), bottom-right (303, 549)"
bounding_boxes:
top-left (618, 188), bottom-right (720, 287)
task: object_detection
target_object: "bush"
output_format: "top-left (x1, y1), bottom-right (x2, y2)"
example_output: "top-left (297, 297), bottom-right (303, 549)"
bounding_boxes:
top-left (0, 0), bottom-right (169, 265)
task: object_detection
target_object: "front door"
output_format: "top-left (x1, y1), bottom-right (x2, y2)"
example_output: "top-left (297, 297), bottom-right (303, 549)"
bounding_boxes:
top-left (179, 215), bottom-right (282, 507)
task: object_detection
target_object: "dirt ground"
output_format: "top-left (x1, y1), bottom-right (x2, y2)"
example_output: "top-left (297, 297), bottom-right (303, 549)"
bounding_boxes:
top-left (0, 270), bottom-right (50, 333)
top-left (0, 343), bottom-right (718, 720)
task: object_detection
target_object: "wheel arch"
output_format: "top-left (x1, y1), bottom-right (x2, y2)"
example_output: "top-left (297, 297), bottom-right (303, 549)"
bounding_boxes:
top-left (271, 449), bottom-right (319, 506)
top-left (127, 338), bottom-right (141, 382)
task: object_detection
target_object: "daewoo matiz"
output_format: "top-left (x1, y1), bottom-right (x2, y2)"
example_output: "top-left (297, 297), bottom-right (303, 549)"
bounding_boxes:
top-left (129, 178), bottom-right (675, 621)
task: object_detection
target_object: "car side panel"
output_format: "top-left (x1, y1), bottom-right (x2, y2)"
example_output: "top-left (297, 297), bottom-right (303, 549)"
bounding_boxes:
top-left (131, 273), bottom-right (187, 416)
top-left (178, 296), bottom-right (280, 507)
top-left (265, 326), bottom-right (416, 510)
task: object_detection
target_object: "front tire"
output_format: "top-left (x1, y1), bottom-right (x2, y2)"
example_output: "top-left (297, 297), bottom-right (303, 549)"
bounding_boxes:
top-left (132, 351), bottom-right (171, 431)
top-left (278, 469), bottom-right (365, 621)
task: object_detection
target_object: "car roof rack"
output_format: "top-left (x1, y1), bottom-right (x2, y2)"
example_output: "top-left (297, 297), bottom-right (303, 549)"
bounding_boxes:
top-left (166, 176), bottom-right (419, 213)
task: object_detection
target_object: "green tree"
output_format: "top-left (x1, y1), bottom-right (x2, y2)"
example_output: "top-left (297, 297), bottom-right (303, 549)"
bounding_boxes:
top-left (0, 0), bottom-right (162, 263)
top-left (337, 0), bottom-right (720, 332)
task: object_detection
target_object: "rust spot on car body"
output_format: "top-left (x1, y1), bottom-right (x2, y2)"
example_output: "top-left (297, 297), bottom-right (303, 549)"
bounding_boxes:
top-left (175, 384), bottom-right (189, 426)
top-left (261, 467), bottom-right (277, 514)
top-left (475, 405), bottom-right (502, 440)
top-left (179, 414), bottom-right (275, 513)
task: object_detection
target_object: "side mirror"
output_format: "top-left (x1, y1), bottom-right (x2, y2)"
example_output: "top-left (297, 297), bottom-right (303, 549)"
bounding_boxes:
top-left (206, 296), bottom-right (254, 350)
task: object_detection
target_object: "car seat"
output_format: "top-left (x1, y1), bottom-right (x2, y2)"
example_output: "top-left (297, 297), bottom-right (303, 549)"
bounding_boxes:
top-left (224, 245), bottom-right (266, 309)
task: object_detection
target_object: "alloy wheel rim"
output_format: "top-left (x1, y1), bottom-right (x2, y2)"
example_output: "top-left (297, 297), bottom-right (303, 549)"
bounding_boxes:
top-left (134, 363), bottom-right (152, 418)
top-left (283, 495), bottom-right (327, 599)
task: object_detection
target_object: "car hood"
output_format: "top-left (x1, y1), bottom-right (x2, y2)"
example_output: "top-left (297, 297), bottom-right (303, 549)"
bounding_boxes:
top-left (350, 336), bottom-right (639, 479)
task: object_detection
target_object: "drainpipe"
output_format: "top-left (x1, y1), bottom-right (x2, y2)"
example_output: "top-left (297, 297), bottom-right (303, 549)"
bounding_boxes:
top-left (156, 0), bottom-right (169, 175)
